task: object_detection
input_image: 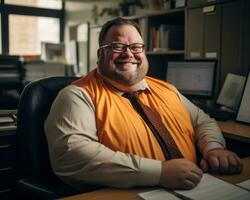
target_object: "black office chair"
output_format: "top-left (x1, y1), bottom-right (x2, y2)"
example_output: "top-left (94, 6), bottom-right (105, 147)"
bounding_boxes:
top-left (15, 76), bottom-right (95, 199)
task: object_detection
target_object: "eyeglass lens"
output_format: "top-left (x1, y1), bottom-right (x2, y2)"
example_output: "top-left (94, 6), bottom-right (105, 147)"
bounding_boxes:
top-left (111, 43), bottom-right (144, 53)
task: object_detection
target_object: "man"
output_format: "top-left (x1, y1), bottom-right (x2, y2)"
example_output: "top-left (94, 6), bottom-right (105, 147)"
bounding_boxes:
top-left (44, 17), bottom-right (242, 191)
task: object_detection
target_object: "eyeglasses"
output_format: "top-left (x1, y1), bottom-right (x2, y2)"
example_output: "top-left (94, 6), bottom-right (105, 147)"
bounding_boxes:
top-left (99, 42), bottom-right (145, 54)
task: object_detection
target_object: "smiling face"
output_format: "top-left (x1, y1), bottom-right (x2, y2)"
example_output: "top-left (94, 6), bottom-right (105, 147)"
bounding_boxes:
top-left (97, 24), bottom-right (149, 86)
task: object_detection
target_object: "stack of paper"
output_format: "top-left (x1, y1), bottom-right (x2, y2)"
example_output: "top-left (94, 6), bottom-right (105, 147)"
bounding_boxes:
top-left (138, 174), bottom-right (250, 200)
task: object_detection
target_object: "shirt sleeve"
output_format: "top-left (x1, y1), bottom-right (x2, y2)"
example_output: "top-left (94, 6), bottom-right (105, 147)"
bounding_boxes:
top-left (44, 85), bottom-right (161, 190)
top-left (177, 92), bottom-right (226, 155)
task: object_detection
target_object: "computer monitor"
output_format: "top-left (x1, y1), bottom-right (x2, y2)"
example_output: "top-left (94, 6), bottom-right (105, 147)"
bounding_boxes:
top-left (166, 60), bottom-right (217, 98)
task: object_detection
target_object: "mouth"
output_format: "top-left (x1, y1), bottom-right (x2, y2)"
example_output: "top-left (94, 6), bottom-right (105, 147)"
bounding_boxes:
top-left (115, 60), bottom-right (140, 72)
top-left (115, 59), bottom-right (140, 65)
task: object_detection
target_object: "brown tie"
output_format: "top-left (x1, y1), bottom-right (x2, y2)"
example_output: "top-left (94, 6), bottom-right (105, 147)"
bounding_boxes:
top-left (123, 92), bottom-right (183, 160)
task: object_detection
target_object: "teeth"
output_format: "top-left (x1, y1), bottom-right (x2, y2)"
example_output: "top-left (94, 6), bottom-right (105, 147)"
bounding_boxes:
top-left (116, 62), bottom-right (138, 64)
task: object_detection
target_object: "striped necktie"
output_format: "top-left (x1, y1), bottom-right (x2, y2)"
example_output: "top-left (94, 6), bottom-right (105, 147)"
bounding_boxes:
top-left (123, 92), bottom-right (183, 160)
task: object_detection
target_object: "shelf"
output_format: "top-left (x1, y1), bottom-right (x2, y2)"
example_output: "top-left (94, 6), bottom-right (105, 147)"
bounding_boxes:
top-left (125, 7), bottom-right (185, 20)
top-left (149, 7), bottom-right (185, 17)
top-left (146, 50), bottom-right (185, 55)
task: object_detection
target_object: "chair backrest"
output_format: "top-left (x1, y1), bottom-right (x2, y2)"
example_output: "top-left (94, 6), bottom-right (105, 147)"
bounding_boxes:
top-left (16, 76), bottom-right (78, 178)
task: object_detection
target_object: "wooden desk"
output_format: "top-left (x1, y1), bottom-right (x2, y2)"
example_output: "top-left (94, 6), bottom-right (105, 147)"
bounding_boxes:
top-left (61, 157), bottom-right (250, 200)
top-left (218, 120), bottom-right (250, 143)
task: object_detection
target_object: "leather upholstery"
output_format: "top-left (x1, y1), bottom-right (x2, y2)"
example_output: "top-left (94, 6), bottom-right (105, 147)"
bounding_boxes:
top-left (16, 77), bottom-right (80, 199)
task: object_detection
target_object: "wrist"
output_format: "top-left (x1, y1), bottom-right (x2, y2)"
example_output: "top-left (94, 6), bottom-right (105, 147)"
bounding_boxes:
top-left (202, 142), bottom-right (225, 156)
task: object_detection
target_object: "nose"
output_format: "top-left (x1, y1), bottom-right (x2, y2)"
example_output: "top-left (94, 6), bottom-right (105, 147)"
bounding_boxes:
top-left (122, 46), bottom-right (133, 57)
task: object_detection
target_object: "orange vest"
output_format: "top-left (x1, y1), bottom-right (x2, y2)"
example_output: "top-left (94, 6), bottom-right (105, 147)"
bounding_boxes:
top-left (74, 70), bottom-right (196, 162)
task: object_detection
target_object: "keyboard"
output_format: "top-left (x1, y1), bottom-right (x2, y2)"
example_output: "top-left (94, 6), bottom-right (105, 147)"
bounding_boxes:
top-left (202, 107), bottom-right (235, 121)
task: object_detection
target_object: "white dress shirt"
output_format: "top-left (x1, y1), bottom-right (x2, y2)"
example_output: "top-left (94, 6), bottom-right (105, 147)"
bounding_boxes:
top-left (44, 80), bottom-right (225, 191)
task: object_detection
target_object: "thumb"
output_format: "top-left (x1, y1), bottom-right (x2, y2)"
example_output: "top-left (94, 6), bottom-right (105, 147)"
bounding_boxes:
top-left (200, 158), bottom-right (208, 172)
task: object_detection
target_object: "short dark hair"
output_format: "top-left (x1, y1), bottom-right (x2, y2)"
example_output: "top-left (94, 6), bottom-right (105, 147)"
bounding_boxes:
top-left (98, 17), bottom-right (142, 46)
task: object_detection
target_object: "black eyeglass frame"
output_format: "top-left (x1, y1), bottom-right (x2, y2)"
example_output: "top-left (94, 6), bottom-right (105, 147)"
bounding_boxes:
top-left (99, 42), bottom-right (145, 54)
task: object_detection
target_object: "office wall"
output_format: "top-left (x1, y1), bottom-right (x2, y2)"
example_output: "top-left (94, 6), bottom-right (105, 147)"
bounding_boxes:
top-left (64, 0), bottom-right (121, 42)
top-left (63, 1), bottom-right (168, 67)
top-left (64, 0), bottom-right (156, 30)
top-left (64, 0), bottom-right (121, 69)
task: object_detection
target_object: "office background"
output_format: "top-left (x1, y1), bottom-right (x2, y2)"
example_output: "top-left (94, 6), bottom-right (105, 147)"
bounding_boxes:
top-left (0, 0), bottom-right (250, 199)
top-left (1, 0), bottom-right (250, 110)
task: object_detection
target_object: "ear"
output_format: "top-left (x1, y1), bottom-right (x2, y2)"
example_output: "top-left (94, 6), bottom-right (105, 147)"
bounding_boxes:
top-left (97, 48), bottom-right (101, 59)
top-left (97, 48), bottom-right (105, 64)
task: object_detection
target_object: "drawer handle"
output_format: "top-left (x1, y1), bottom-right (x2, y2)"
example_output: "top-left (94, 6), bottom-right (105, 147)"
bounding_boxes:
top-left (0, 188), bottom-right (12, 193)
top-left (0, 144), bottom-right (12, 148)
top-left (0, 167), bottom-right (12, 171)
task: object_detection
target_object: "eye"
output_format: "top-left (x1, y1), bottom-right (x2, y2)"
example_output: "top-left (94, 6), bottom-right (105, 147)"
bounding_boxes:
top-left (112, 43), bottom-right (125, 51)
top-left (130, 44), bottom-right (144, 52)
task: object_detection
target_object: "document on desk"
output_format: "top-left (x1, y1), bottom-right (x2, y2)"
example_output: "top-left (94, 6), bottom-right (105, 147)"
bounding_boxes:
top-left (237, 179), bottom-right (250, 190)
top-left (138, 189), bottom-right (180, 200)
top-left (138, 174), bottom-right (250, 200)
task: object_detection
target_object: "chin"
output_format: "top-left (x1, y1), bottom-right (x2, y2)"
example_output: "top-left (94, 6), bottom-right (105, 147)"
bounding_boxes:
top-left (116, 70), bottom-right (147, 86)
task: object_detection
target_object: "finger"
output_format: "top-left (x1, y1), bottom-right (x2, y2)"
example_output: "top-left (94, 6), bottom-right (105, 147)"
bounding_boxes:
top-left (191, 166), bottom-right (203, 177)
top-left (227, 153), bottom-right (243, 174)
top-left (235, 155), bottom-right (243, 174)
top-left (208, 156), bottom-right (220, 172)
top-left (200, 158), bottom-right (208, 172)
top-left (186, 172), bottom-right (203, 185)
top-left (228, 155), bottom-right (238, 174)
top-left (182, 179), bottom-right (196, 189)
top-left (219, 156), bottom-right (229, 174)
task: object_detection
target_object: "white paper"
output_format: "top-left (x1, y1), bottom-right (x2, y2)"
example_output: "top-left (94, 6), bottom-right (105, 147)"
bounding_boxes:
top-left (217, 73), bottom-right (246, 110)
top-left (237, 179), bottom-right (250, 190)
top-left (138, 189), bottom-right (181, 200)
top-left (138, 174), bottom-right (250, 200)
top-left (237, 72), bottom-right (250, 123)
top-left (175, 174), bottom-right (250, 200)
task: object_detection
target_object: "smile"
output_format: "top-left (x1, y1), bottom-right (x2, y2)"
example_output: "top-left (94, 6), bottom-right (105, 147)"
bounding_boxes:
top-left (115, 60), bottom-right (140, 64)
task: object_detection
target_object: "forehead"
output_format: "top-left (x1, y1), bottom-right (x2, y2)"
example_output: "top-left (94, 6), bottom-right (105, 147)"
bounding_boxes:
top-left (103, 24), bottom-right (143, 44)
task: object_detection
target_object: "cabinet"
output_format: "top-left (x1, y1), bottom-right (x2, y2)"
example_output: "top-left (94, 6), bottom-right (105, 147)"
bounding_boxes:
top-left (185, 0), bottom-right (248, 90)
top-left (0, 110), bottom-right (17, 199)
top-left (133, 8), bottom-right (185, 80)
top-left (129, 0), bottom-right (249, 93)
top-left (0, 56), bottom-right (24, 109)
top-left (187, 0), bottom-right (228, 7)
top-left (220, 0), bottom-right (243, 85)
top-left (147, 9), bottom-right (185, 52)
top-left (185, 4), bottom-right (221, 59)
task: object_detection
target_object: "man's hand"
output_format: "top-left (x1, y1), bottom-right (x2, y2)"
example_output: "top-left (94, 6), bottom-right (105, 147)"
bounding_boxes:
top-left (159, 159), bottom-right (203, 189)
top-left (200, 149), bottom-right (243, 174)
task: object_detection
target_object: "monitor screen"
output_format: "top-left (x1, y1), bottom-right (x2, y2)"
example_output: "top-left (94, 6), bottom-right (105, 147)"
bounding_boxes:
top-left (166, 60), bottom-right (217, 98)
